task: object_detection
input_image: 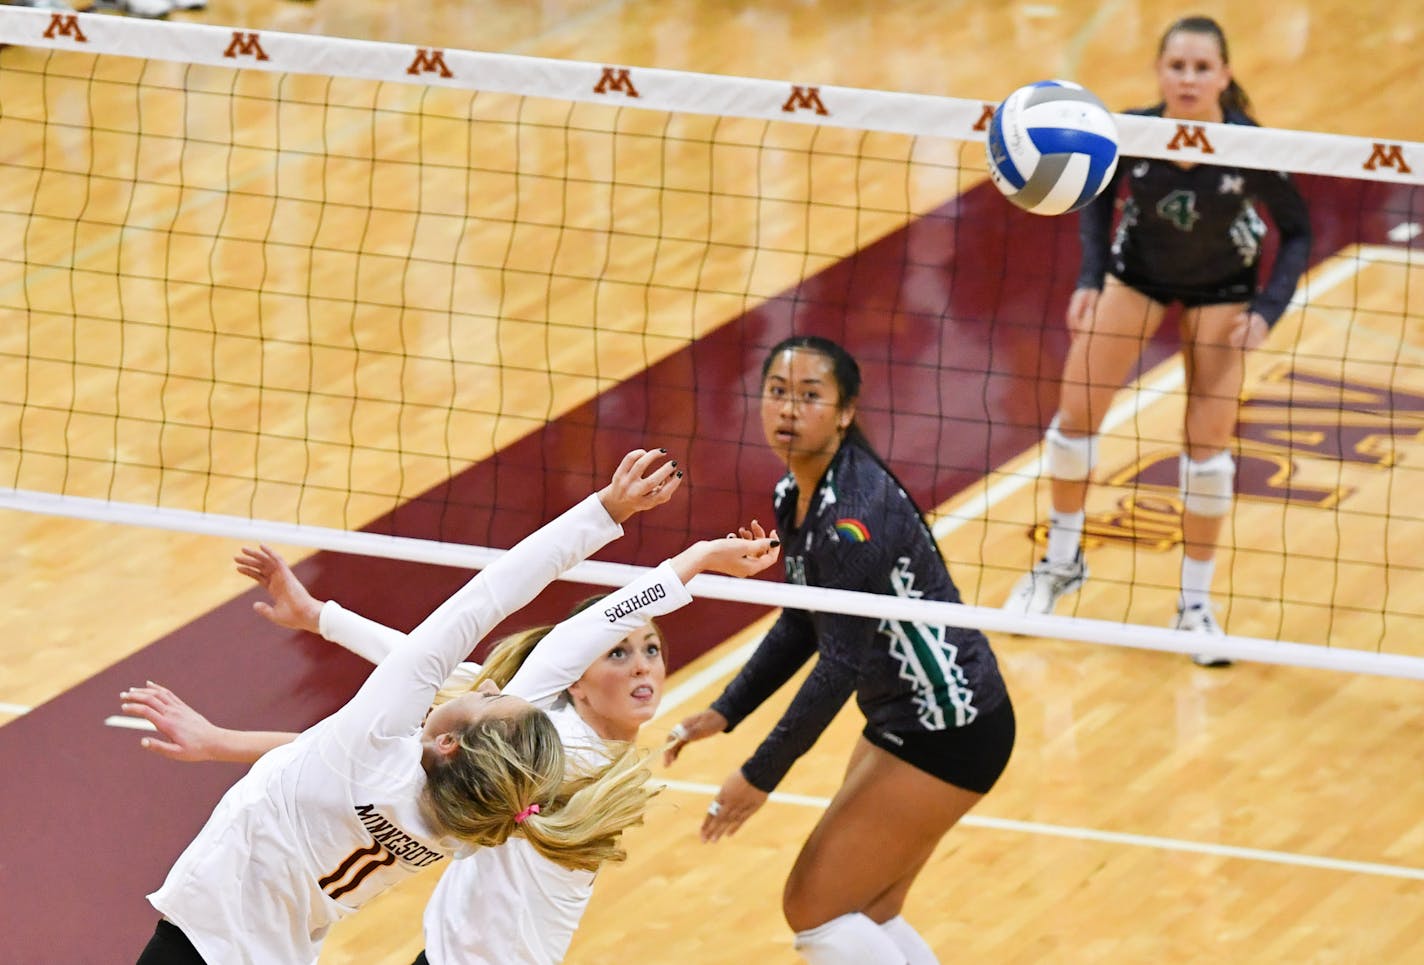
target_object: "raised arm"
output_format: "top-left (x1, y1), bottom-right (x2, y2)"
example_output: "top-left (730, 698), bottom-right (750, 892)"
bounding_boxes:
top-left (506, 521), bottom-right (780, 707)
top-left (236, 545), bottom-right (408, 665)
top-left (332, 449), bottom-right (680, 741)
top-left (240, 449), bottom-right (689, 670)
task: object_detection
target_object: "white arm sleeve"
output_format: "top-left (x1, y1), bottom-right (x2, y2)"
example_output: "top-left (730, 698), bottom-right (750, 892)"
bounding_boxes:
top-left (319, 601), bottom-right (483, 691)
top-left (318, 601), bottom-right (407, 665)
top-left (506, 560), bottom-right (692, 707)
top-left (328, 494), bottom-right (623, 741)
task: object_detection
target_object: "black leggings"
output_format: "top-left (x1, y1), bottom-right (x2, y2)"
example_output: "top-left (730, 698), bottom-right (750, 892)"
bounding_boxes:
top-left (136, 920), bottom-right (206, 965)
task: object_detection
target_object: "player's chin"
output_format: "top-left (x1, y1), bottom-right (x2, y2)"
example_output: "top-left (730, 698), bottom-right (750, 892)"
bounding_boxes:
top-left (624, 697), bottom-right (659, 725)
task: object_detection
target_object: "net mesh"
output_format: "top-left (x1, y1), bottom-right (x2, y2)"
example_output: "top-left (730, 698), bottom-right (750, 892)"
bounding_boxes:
top-left (2, 9), bottom-right (1423, 669)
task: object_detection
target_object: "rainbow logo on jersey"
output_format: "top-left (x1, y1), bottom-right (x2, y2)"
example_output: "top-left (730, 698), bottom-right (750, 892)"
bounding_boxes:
top-left (834, 518), bottom-right (871, 543)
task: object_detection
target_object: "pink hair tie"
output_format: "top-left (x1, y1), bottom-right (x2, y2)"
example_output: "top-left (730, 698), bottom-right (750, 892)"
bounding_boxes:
top-left (514, 803), bottom-right (540, 825)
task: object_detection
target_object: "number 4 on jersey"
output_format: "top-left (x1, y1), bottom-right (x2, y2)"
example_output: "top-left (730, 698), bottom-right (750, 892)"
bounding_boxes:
top-left (1155, 189), bottom-right (1199, 230)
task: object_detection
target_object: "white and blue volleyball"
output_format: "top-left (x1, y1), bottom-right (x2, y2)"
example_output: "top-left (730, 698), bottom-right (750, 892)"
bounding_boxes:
top-left (986, 80), bottom-right (1119, 216)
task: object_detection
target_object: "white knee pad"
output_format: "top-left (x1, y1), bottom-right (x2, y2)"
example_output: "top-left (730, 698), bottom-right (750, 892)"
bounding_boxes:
top-left (1180, 450), bottom-right (1235, 517)
top-left (1045, 414), bottom-right (1098, 481)
top-left (793, 913), bottom-right (904, 964)
top-left (879, 916), bottom-right (941, 964)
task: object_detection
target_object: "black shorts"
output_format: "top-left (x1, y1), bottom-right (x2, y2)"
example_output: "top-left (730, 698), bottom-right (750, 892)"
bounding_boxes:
top-left (136, 920), bottom-right (206, 965)
top-left (863, 697), bottom-right (1015, 794)
top-left (1110, 265), bottom-right (1257, 310)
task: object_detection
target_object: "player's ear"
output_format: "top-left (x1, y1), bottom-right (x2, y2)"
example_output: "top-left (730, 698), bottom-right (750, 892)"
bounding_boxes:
top-left (837, 403), bottom-right (856, 431)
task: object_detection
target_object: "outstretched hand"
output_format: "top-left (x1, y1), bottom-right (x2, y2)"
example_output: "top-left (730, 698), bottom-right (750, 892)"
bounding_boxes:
top-left (661, 707), bottom-right (728, 767)
top-left (120, 682), bottom-right (224, 762)
top-left (699, 768), bottom-right (768, 843)
top-left (671, 519), bottom-right (781, 582)
top-left (120, 681), bottom-right (297, 765)
top-left (598, 448), bottom-right (684, 523)
top-left (235, 545), bottom-right (322, 634)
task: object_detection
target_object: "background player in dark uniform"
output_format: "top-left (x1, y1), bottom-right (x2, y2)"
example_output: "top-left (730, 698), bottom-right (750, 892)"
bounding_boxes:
top-left (1002, 15), bottom-right (1312, 665)
top-left (664, 335), bottom-right (1014, 964)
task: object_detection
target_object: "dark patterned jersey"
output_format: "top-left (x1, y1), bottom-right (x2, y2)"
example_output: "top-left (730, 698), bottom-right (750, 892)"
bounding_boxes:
top-left (1077, 106), bottom-right (1312, 325)
top-left (710, 443), bottom-right (1009, 792)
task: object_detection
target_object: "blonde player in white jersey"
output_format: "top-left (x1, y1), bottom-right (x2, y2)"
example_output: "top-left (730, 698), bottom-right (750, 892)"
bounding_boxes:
top-left (126, 561), bottom-right (692, 965)
top-left (127, 554), bottom-right (717, 965)
top-left (126, 448), bottom-right (781, 965)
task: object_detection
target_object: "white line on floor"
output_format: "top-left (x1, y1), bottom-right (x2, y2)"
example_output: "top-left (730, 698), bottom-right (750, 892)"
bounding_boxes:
top-left (656, 778), bottom-right (1424, 881)
top-left (103, 715), bottom-right (157, 732)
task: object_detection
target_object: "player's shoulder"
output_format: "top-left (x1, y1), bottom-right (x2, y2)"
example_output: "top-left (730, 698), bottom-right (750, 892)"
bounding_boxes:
top-left (827, 448), bottom-right (914, 527)
top-left (1124, 104), bottom-right (1166, 118)
top-left (831, 445), bottom-right (897, 500)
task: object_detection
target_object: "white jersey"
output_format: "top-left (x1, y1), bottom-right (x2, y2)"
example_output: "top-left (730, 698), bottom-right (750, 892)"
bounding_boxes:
top-left (421, 701), bottom-right (600, 965)
top-left (317, 557), bottom-right (695, 965)
top-left (148, 495), bottom-right (624, 965)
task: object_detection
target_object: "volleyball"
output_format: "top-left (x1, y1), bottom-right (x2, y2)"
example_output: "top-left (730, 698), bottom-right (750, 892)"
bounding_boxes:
top-left (986, 80), bottom-right (1120, 216)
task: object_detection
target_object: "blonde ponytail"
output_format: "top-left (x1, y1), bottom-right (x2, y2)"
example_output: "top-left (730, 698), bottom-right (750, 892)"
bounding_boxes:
top-left (425, 592), bottom-right (660, 861)
top-left (424, 708), bottom-right (566, 849)
top-left (515, 742), bottom-right (660, 873)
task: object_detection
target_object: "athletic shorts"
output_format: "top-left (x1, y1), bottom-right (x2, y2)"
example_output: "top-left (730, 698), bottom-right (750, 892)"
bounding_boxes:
top-left (863, 696), bottom-right (1016, 794)
top-left (1110, 265), bottom-right (1257, 310)
top-left (136, 920), bottom-right (206, 965)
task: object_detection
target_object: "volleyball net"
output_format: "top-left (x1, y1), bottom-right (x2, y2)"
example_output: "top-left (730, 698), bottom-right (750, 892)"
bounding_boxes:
top-left (2, 8), bottom-right (1422, 675)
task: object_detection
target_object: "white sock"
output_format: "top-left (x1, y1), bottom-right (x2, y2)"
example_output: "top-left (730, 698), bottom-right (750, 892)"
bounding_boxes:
top-left (794, 912), bottom-right (905, 964)
top-left (1045, 509), bottom-right (1085, 565)
top-left (879, 915), bottom-right (939, 964)
top-left (1180, 555), bottom-right (1216, 610)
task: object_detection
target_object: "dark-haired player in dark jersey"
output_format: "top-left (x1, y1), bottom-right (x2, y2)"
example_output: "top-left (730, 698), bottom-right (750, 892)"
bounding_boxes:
top-left (665, 336), bottom-right (1013, 965)
top-left (1003, 15), bottom-right (1311, 667)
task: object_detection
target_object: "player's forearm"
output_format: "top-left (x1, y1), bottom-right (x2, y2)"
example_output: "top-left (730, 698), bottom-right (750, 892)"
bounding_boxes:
top-left (506, 560), bottom-right (691, 703)
top-left (710, 610), bottom-right (817, 731)
top-left (319, 600), bottom-right (408, 665)
top-left (205, 728), bottom-right (298, 764)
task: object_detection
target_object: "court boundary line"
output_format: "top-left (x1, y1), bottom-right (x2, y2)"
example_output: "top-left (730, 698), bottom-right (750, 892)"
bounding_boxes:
top-left (655, 778), bottom-right (1424, 882)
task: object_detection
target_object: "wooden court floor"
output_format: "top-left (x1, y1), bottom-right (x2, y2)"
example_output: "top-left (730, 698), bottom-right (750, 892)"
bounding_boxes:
top-left (3, 1), bottom-right (1423, 962)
